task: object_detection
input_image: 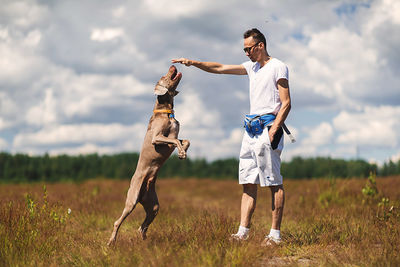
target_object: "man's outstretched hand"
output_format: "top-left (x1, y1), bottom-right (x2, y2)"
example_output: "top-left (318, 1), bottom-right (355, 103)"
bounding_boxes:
top-left (172, 58), bottom-right (192, 66)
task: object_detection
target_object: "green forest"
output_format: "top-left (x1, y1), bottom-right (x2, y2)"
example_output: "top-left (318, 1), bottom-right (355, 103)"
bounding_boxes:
top-left (0, 152), bottom-right (399, 183)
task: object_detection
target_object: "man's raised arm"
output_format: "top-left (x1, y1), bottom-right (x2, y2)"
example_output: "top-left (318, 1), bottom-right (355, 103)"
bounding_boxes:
top-left (172, 58), bottom-right (247, 75)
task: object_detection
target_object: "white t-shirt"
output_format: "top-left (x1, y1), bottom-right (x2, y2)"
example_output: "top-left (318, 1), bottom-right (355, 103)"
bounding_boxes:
top-left (242, 58), bottom-right (289, 115)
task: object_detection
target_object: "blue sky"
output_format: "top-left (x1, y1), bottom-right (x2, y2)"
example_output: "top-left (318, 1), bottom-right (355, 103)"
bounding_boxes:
top-left (0, 0), bottom-right (399, 165)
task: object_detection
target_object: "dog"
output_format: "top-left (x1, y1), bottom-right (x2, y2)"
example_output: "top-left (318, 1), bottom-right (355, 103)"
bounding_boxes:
top-left (108, 65), bottom-right (190, 245)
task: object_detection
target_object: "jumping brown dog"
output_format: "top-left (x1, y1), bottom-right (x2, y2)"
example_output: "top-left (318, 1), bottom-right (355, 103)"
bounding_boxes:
top-left (108, 65), bottom-right (190, 245)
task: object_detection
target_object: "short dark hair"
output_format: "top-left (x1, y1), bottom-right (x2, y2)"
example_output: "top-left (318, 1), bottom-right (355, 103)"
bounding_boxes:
top-left (243, 28), bottom-right (267, 50)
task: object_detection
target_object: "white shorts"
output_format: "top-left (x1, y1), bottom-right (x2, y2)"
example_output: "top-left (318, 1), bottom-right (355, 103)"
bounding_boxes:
top-left (239, 128), bottom-right (284, 187)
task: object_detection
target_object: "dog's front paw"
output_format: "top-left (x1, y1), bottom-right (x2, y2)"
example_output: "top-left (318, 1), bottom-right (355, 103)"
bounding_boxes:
top-left (178, 151), bottom-right (187, 159)
top-left (181, 139), bottom-right (190, 151)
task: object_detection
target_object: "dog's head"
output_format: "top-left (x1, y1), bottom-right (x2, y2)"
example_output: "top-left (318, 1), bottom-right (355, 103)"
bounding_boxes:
top-left (154, 65), bottom-right (182, 96)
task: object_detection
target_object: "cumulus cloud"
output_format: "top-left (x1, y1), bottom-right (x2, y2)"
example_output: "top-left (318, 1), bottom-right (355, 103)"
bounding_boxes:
top-left (0, 0), bottom-right (49, 29)
top-left (47, 143), bottom-right (124, 156)
top-left (302, 122), bottom-right (334, 146)
top-left (211, 128), bottom-right (243, 159)
top-left (13, 122), bottom-right (147, 152)
top-left (283, 105), bottom-right (400, 162)
top-left (174, 90), bottom-right (229, 159)
top-left (25, 88), bottom-right (57, 126)
top-left (142, 0), bottom-right (210, 18)
top-left (334, 106), bottom-right (400, 147)
top-left (91, 28), bottom-right (125, 42)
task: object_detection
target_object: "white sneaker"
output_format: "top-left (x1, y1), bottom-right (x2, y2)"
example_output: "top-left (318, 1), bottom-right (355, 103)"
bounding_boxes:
top-left (261, 235), bottom-right (281, 246)
top-left (230, 233), bottom-right (249, 241)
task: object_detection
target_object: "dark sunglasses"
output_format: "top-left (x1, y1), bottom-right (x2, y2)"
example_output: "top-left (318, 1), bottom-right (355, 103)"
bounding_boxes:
top-left (243, 42), bottom-right (260, 53)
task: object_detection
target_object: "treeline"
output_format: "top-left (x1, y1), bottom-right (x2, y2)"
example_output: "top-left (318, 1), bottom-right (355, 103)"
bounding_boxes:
top-left (281, 157), bottom-right (378, 179)
top-left (0, 152), bottom-right (399, 183)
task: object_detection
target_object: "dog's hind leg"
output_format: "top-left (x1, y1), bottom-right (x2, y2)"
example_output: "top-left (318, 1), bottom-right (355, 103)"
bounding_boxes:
top-left (108, 179), bottom-right (142, 246)
top-left (138, 181), bottom-right (159, 240)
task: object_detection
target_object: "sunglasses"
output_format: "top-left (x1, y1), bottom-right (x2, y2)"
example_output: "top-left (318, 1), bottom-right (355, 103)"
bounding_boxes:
top-left (243, 42), bottom-right (260, 53)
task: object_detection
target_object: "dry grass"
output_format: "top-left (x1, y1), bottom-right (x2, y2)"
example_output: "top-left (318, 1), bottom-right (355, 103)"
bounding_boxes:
top-left (0, 176), bottom-right (399, 266)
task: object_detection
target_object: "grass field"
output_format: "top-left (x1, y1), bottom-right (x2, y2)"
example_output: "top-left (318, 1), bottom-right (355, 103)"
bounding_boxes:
top-left (1, 175), bottom-right (399, 266)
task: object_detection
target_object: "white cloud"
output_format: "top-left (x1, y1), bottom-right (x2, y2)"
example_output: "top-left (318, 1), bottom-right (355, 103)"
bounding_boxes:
top-left (0, 35), bottom-right (45, 85)
top-left (13, 123), bottom-right (147, 148)
top-left (0, 0), bottom-right (49, 29)
top-left (112, 6), bottom-right (126, 18)
top-left (210, 128), bottom-right (243, 159)
top-left (284, 25), bottom-right (381, 110)
top-left (0, 92), bottom-right (18, 129)
top-left (282, 123), bottom-right (333, 161)
top-left (175, 90), bottom-right (220, 128)
top-left (282, 143), bottom-right (319, 161)
top-left (142, 0), bottom-right (209, 18)
top-left (90, 28), bottom-right (125, 42)
top-left (174, 90), bottom-right (228, 159)
top-left (302, 122), bottom-right (334, 146)
top-left (48, 143), bottom-right (127, 156)
top-left (333, 106), bottom-right (400, 147)
top-left (363, 0), bottom-right (400, 31)
top-left (278, 0), bottom-right (400, 111)
top-left (55, 72), bottom-right (151, 119)
top-left (26, 88), bottom-right (57, 126)
top-left (0, 27), bottom-right (10, 41)
top-left (0, 118), bottom-right (7, 131)
top-left (23, 29), bottom-right (41, 46)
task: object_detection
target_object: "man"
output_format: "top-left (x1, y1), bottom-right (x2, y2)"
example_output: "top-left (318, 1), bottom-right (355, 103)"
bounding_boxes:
top-left (172, 28), bottom-right (291, 246)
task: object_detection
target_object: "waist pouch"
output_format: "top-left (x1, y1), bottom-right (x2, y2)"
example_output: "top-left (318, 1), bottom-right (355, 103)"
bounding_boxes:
top-left (244, 113), bottom-right (276, 137)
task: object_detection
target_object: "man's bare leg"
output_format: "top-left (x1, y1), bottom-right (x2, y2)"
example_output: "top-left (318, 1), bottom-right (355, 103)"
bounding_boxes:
top-left (240, 184), bottom-right (258, 228)
top-left (261, 184), bottom-right (284, 246)
top-left (270, 184), bottom-right (284, 230)
top-left (231, 184), bottom-right (258, 240)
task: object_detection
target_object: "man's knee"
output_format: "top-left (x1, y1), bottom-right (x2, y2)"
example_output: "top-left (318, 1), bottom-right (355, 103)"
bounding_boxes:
top-left (270, 185), bottom-right (285, 209)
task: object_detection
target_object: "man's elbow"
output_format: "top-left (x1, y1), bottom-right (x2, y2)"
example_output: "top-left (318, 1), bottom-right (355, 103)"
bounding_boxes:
top-left (213, 67), bottom-right (224, 74)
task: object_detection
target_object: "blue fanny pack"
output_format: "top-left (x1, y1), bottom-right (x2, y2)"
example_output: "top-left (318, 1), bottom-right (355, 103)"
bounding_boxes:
top-left (244, 113), bottom-right (276, 137)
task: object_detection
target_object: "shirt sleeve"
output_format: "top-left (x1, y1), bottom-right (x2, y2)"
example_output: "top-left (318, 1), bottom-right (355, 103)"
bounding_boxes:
top-left (275, 62), bottom-right (289, 82)
top-left (241, 61), bottom-right (253, 75)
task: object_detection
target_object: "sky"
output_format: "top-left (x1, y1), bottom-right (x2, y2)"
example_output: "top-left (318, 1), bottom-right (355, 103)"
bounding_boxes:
top-left (0, 0), bottom-right (399, 165)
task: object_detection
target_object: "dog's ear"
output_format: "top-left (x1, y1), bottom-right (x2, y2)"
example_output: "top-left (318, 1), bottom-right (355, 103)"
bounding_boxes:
top-left (154, 84), bottom-right (168, 96)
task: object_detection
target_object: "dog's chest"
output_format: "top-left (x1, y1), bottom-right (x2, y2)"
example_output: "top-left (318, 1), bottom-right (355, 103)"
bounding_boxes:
top-left (159, 117), bottom-right (179, 137)
top-left (168, 118), bottom-right (180, 134)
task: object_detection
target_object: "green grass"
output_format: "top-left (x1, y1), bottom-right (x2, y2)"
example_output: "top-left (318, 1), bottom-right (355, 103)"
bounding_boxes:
top-left (0, 176), bottom-right (399, 266)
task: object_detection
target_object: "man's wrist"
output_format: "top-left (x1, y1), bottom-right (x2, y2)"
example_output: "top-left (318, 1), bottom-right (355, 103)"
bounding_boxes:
top-left (269, 125), bottom-right (278, 135)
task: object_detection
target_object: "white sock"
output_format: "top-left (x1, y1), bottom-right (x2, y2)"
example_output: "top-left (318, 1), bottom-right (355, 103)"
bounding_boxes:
top-left (237, 225), bottom-right (249, 236)
top-left (269, 228), bottom-right (281, 240)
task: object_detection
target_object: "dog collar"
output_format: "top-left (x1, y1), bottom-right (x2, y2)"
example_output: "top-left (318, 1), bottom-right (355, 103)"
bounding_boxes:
top-left (153, 109), bottom-right (175, 118)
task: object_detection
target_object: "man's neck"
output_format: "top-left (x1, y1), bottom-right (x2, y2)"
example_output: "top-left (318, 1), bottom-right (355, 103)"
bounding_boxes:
top-left (257, 52), bottom-right (271, 68)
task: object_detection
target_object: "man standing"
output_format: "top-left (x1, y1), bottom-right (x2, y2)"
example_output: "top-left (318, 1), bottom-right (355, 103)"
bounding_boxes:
top-left (172, 28), bottom-right (291, 246)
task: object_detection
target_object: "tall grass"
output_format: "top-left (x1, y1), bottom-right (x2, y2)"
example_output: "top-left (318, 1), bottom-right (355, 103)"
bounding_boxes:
top-left (0, 176), bottom-right (399, 266)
